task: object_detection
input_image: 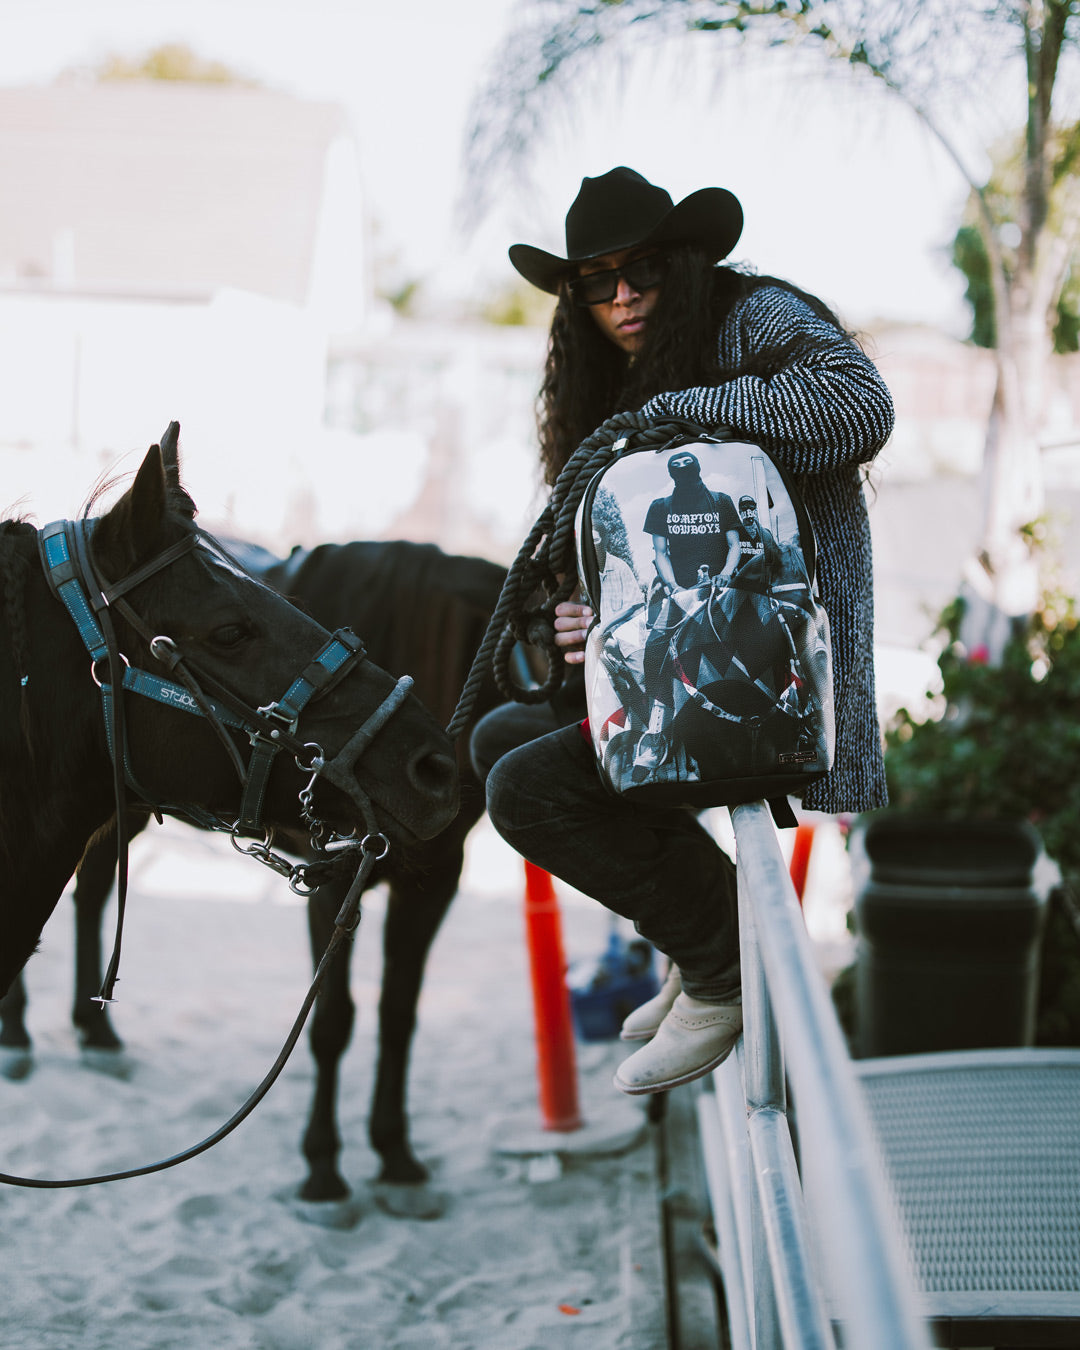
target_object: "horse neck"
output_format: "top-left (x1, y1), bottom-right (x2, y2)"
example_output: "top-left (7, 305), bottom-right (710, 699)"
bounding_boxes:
top-left (0, 528), bottom-right (117, 993)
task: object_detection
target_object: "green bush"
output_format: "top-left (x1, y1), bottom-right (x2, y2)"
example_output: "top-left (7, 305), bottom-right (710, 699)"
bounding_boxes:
top-left (886, 594), bottom-right (1080, 884)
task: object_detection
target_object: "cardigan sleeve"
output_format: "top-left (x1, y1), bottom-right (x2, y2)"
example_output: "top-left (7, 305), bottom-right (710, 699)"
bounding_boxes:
top-left (638, 286), bottom-right (894, 475)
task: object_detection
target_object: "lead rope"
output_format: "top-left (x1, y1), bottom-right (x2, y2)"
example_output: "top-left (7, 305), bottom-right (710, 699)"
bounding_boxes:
top-left (0, 676), bottom-right (403, 1189)
top-left (446, 411), bottom-right (688, 739)
top-left (0, 833), bottom-right (383, 1189)
top-left (69, 517), bottom-right (137, 1009)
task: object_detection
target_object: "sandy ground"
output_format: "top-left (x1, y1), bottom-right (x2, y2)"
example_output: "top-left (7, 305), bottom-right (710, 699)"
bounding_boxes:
top-left (0, 810), bottom-right (855, 1350)
top-left (0, 819), bottom-right (681, 1350)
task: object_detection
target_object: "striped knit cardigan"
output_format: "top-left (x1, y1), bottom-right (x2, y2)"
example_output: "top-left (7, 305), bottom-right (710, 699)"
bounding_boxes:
top-left (639, 283), bottom-right (894, 815)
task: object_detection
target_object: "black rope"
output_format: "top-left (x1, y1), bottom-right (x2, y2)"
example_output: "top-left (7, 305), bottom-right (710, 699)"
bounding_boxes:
top-left (446, 412), bottom-right (696, 740)
top-left (0, 846), bottom-right (379, 1188)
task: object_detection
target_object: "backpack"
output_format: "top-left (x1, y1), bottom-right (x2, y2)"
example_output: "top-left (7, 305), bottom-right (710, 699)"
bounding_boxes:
top-left (574, 422), bottom-right (833, 819)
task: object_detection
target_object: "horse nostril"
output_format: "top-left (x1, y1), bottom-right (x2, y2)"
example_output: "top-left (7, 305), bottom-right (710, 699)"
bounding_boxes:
top-left (410, 749), bottom-right (459, 804)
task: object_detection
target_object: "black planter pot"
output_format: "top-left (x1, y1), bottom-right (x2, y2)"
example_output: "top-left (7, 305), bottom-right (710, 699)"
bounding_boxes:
top-left (849, 814), bottom-right (1051, 1057)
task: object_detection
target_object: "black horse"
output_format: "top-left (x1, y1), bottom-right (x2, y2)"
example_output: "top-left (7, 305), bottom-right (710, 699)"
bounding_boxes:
top-left (0, 432), bottom-right (459, 1007)
top-left (1, 534), bottom-right (510, 1216)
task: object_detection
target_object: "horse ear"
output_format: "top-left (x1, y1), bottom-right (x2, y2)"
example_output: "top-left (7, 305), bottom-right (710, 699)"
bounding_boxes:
top-left (128, 444), bottom-right (173, 563)
top-left (155, 422), bottom-right (197, 521)
top-left (92, 445), bottom-right (171, 574)
top-left (159, 421), bottom-right (182, 490)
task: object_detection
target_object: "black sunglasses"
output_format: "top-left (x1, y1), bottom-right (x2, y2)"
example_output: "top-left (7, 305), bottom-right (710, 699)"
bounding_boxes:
top-left (568, 253), bottom-right (669, 307)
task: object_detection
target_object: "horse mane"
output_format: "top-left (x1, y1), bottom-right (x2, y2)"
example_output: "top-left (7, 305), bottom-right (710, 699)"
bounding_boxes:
top-left (0, 521), bottom-right (34, 741)
top-left (377, 544), bottom-right (505, 730)
top-left (0, 522), bottom-right (38, 854)
top-left (280, 541), bottom-right (505, 731)
top-left (0, 465), bottom-right (194, 767)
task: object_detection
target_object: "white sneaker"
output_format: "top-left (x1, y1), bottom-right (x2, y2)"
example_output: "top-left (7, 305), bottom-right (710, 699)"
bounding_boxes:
top-left (619, 963), bottom-right (681, 1041)
top-left (614, 993), bottom-right (742, 1095)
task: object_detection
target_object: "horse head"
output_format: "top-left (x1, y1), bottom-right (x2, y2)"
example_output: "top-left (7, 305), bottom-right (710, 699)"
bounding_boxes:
top-left (86, 430), bottom-right (460, 850)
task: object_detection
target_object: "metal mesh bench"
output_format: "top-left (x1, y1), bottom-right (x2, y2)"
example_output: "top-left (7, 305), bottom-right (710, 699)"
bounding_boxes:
top-left (855, 1049), bottom-right (1080, 1348)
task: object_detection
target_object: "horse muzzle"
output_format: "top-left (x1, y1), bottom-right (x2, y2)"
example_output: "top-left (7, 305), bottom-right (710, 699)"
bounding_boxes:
top-left (317, 674), bottom-right (460, 843)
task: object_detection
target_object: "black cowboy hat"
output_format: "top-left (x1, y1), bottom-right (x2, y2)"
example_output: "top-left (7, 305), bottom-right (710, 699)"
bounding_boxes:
top-left (509, 166), bottom-right (743, 295)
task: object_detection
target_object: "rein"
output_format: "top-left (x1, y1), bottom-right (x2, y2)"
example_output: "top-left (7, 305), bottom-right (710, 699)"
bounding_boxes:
top-left (0, 512), bottom-right (412, 1190)
top-left (0, 839), bottom-right (381, 1189)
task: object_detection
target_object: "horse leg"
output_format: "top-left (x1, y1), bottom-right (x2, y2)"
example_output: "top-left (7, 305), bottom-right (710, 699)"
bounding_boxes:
top-left (0, 974), bottom-right (33, 1080)
top-left (71, 837), bottom-right (123, 1053)
top-left (370, 867), bottom-right (460, 1187)
top-left (299, 877), bottom-right (356, 1203)
top-left (361, 859), bottom-right (461, 1221)
top-left (369, 800), bottom-right (479, 1205)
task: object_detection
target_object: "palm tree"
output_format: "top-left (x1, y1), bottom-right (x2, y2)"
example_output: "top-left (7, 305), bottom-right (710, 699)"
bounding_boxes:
top-left (467, 0), bottom-right (1080, 651)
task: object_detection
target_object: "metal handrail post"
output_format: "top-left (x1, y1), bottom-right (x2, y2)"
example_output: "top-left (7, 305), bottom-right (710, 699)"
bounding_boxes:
top-left (746, 1109), bottom-right (833, 1349)
top-left (698, 1060), bottom-right (754, 1350)
top-left (738, 856), bottom-right (785, 1348)
top-left (738, 850), bottom-right (834, 1349)
top-left (739, 839), bottom-right (785, 1115)
top-left (730, 801), bottom-right (935, 1350)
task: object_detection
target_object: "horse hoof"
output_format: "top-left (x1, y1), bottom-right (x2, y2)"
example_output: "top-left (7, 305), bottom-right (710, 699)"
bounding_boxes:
top-left (287, 1193), bottom-right (364, 1231)
top-left (80, 1046), bottom-right (135, 1080)
top-left (0, 1046), bottom-right (33, 1081)
top-left (298, 1168), bottom-right (350, 1204)
top-left (77, 1029), bottom-right (124, 1053)
top-left (372, 1180), bottom-right (447, 1221)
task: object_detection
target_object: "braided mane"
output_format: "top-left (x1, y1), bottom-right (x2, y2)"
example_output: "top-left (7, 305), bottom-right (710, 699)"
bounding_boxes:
top-left (447, 412), bottom-right (690, 739)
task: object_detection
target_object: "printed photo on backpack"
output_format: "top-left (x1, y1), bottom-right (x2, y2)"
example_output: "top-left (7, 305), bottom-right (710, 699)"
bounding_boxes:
top-left (575, 430), bottom-right (834, 808)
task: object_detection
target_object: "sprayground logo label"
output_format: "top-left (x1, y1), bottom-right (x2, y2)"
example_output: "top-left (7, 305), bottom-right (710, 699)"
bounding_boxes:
top-left (778, 750), bottom-right (817, 765)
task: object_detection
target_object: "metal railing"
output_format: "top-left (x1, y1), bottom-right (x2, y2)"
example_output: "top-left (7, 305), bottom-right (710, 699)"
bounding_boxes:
top-left (695, 801), bottom-right (936, 1350)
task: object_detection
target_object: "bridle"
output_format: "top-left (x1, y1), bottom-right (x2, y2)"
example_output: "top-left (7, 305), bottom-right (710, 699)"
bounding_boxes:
top-left (0, 513), bottom-right (413, 1189)
top-left (49, 506), bottom-right (414, 909)
top-left (41, 515), bottom-right (408, 831)
top-left (39, 512), bottom-right (413, 990)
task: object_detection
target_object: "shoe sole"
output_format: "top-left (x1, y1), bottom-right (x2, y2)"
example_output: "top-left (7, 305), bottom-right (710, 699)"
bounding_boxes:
top-left (618, 1026), bottom-right (659, 1043)
top-left (612, 1038), bottom-right (739, 1096)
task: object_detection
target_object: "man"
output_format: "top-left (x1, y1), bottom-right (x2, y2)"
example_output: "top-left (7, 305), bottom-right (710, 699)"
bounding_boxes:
top-left (732, 495), bottom-right (780, 587)
top-left (482, 166), bottom-right (894, 1096)
top-left (643, 451), bottom-right (741, 600)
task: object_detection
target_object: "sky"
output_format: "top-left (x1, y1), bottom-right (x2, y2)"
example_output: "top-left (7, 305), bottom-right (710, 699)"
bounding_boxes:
top-left (0, 0), bottom-right (976, 333)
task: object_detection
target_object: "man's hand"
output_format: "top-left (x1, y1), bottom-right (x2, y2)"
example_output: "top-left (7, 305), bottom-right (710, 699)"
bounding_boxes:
top-left (553, 599), bottom-right (594, 664)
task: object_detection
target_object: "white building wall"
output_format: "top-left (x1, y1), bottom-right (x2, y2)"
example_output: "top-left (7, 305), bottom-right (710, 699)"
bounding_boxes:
top-left (305, 134), bottom-right (370, 336)
top-left (0, 288), bottom-right (327, 543)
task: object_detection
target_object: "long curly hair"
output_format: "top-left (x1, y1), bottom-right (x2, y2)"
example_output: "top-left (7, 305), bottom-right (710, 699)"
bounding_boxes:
top-left (535, 246), bottom-right (852, 485)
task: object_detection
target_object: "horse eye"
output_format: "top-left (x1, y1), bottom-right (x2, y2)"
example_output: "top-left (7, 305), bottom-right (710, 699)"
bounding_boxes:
top-left (209, 623), bottom-right (252, 650)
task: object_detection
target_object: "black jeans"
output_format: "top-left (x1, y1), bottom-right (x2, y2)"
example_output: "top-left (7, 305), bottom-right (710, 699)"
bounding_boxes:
top-left (469, 699), bottom-right (571, 785)
top-left (484, 720), bottom-right (741, 1003)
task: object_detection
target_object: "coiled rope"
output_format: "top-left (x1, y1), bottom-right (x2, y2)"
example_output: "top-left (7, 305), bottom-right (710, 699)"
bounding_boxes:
top-left (447, 412), bottom-right (696, 740)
